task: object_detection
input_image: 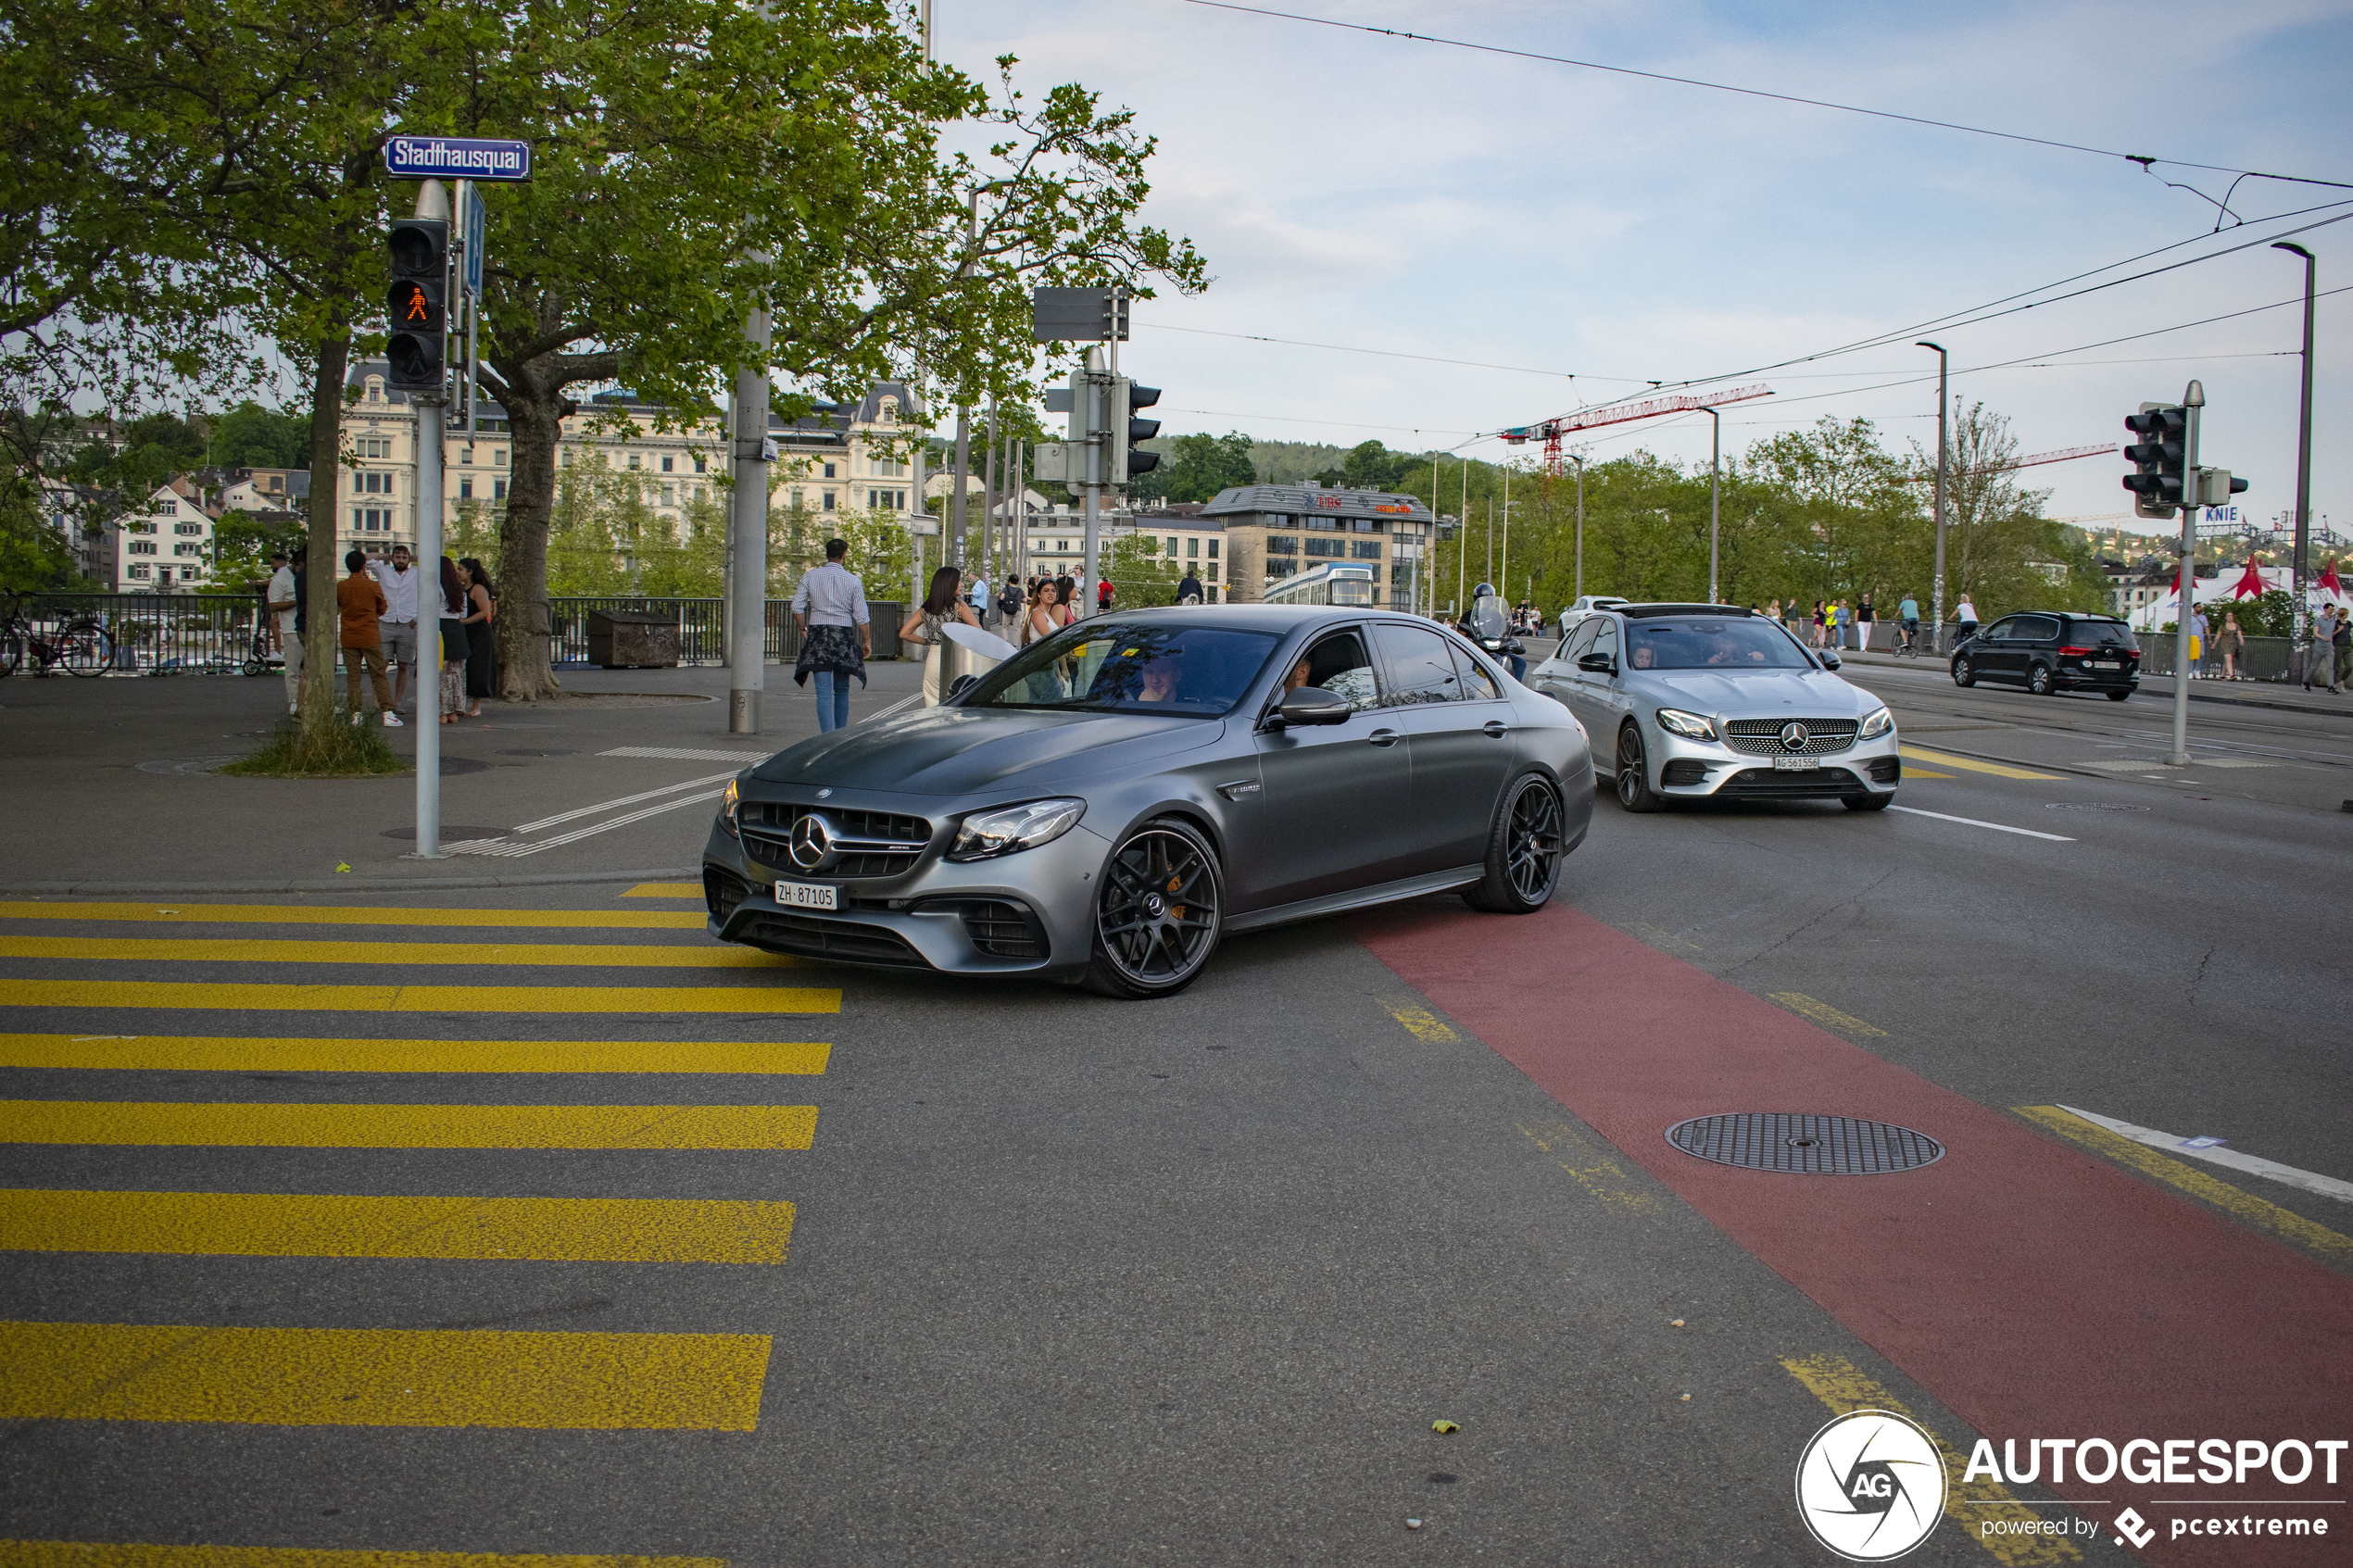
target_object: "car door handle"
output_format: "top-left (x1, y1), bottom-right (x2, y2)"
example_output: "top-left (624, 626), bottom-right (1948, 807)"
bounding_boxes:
top-left (1368, 728), bottom-right (1401, 747)
top-left (1482, 720), bottom-right (1509, 738)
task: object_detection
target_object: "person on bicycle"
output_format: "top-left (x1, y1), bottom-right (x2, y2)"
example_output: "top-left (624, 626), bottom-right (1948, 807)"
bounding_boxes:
top-left (1897, 594), bottom-right (1920, 655)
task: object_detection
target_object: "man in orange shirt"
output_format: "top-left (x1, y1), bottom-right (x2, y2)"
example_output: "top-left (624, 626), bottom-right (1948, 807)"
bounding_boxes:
top-left (337, 549), bottom-right (401, 726)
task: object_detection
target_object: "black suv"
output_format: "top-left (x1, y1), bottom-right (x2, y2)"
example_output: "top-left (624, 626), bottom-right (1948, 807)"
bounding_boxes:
top-left (1952, 612), bottom-right (2139, 699)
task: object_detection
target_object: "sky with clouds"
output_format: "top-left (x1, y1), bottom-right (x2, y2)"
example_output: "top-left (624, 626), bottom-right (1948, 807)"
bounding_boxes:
top-left (938, 0), bottom-right (2353, 541)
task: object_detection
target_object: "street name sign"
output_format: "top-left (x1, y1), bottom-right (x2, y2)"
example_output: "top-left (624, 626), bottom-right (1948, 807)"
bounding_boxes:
top-left (384, 136), bottom-right (533, 182)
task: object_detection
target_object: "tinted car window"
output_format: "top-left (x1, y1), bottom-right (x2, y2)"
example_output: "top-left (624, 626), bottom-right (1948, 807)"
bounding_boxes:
top-left (1624, 617), bottom-right (1812, 671)
top-left (2070, 619), bottom-right (2137, 647)
top-left (967, 624), bottom-right (1279, 716)
top-left (1281, 630), bottom-right (1381, 712)
top-left (1561, 619), bottom-right (1601, 663)
top-left (1451, 644), bottom-right (1503, 701)
top-left (2014, 615), bottom-right (2062, 641)
top-left (1590, 621), bottom-right (1618, 668)
top-left (1371, 622), bottom-right (1462, 705)
top-left (1981, 618), bottom-right (2018, 640)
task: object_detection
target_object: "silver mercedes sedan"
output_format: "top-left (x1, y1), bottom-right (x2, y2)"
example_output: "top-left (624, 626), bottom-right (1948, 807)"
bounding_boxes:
top-left (1529, 602), bottom-right (1899, 813)
top-left (702, 605), bottom-right (1594, 998)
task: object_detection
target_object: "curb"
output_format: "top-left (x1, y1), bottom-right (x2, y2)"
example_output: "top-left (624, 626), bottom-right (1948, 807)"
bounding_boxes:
top-left (1844, 653), bottom-right (2347, 719)
top-left (0, 867), bottom-right (699, 897)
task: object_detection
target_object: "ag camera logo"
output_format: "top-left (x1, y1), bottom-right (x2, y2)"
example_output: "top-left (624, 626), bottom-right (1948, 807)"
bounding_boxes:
top-left (1795, 1410), bottom-right (1948, 1561)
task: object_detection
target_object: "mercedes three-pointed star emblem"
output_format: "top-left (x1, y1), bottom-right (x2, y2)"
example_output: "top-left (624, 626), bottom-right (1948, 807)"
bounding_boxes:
top-left (788, 813), bottom-right (833, 870)
top-left (1779, 721), bottom-right (1813, 752)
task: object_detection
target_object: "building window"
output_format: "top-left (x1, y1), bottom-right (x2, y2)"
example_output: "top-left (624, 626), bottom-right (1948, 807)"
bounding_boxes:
top-left (1351, 519), bottom-right (1385, 533)
top-left (1304, 538), bottom-right (1342, 558)
top-left (179, 566), bottom-right (197, 580)
top-left (459, 478), bottom-right (473, 500)
top-left (1208, 540), bottom-right (1218, 559)
top-left (627, 453), bottom-right (641, 470)
top-left (822, 462), bottom-right (837, 479)
top-left (661, 483), bottom-right (676, 506)
top-left (1303, 516), bottom-right (1339, 531)
top-left (789, 488), bottom-right (804, 509)
top-left (172, 542), bottom-right (204, 557)
top-left (1352, 540), bottom-right (1381, 559)
top-left (157, 499), bottom-right (178, 516)
top-left (493, 479), bottom-right (508, 501)
top-left (1268, 535), bottom-right (1299, 556)
top-left (357, 436), bottom-right (392, 459)
top-left (1187, 538), bottom-right (1199, 558)
top-left (694, 454), bottom-right (708, 474)
top-left (822, 490), bottom-right (836, 512)
top-left (661, 455), bottom-right (674, 473)
top-left (128, 541), bottom-right (157, 556)
top-left (495, 448), bottom-right (507, 467)
top-left (1162, 535), bottom-right (1176, 556)
top-left (174, 522), bottom-right (203, 536)
top-left (128, 563), bottom-right (151, 579)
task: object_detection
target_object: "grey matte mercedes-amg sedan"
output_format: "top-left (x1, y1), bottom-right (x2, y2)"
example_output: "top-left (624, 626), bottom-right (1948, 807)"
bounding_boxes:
top-left (702, 605), bottom-right (1594, 997)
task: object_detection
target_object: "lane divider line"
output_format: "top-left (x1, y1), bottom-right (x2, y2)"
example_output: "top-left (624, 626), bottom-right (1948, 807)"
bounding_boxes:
top-left (598, 747), bottom-right (770, 762)
top-left (0, 1101), bottom-right (820, 1150)
top-left (0, 1544), bottom-right (726, 1568)
top-left (0, 1035), bottom-right (831, 1076)
top-left (1896, 745), bottom-right (2066, 781)
top-left (2055, 1103), bottom-right (2353, 1205)
top-left (623, 884), bottom-right (706, 898)
top-left (0, 1320), bottom-right (773, 1430)
top-left (447, 792), bottom-right (726, 859)
top-left (1887, 806), bottom-right (2075, 842)
top-left (0, 980), bottom-right (841, 1014)
top-left (0, 937), bottom-right (788, 970)
top-left (2014, 1107), bottom-right (2353, 1268)
top-left (0, 904), bottom-right (706, 931)
top-left (1780, 1353), bottom-right (2082, 1566)
top-left (0, 1189), bottom-right (796, 1264)
top-left (512, 774), bottom-right (740, 834)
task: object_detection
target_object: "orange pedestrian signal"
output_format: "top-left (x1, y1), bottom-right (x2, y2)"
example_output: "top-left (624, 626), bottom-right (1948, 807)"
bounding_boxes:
top-left (384, 216), bottom-right (448, 391)
top-left (393, 282), bottom-right (431, 321)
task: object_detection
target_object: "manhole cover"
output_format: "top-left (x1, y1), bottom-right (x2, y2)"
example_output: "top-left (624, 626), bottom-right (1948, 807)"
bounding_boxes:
top-left (2045, 802), bottom-right (2150, 812)
top-left (1665, 1113), bottom-right (1944, 1174)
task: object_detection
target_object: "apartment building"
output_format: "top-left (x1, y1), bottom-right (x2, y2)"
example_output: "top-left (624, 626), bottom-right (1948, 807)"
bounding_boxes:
top-left (1198, 483), bottom-right (1436, 608)
top-left (107, 477), bottom-right (216, 590)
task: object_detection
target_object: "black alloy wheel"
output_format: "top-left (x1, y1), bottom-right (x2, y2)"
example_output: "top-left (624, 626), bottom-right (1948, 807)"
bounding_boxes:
top-left (1615, 724), bottom-right (1665, 813)
top-left (1465, 771), bottom-right (1567, 913)
top-left (2106, 688), bottom-right (2133, 702)
top-left (1084, 817), bottom-right (1225, 999)
top-left (1952, 655), bottom-right (1976, 688)
top-left (1842, 793), bottom-right (1893, 811)
top-left (2028, 662), bottom-right (2055, 696)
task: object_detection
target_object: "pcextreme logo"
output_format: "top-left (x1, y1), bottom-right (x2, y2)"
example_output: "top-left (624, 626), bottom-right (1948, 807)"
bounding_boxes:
top-left (1794, 1410), bottom-right (1948, 1562)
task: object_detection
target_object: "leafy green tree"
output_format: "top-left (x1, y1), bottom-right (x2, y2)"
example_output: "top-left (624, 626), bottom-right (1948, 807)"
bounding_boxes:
top-left (208, 509), bottom-right (306, 592)
top-left (208, 401), bottom-right (310, 469)
top-left (1104, 527), bottom-right (1179, 606)
top-left (1139, 431), bottom-right (1253, 504)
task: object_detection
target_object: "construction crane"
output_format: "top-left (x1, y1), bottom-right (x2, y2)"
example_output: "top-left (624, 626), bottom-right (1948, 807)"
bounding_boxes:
top-left (1901, 443), bottom-right (2115, 483)
top-left (1500, 383), bottom-right (1774, 475)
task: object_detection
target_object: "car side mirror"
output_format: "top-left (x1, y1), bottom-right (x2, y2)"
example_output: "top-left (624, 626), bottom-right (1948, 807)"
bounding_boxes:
top-left (1576, 652), bottom-right (1616, 675)
top-left (1818, 651), bottom-right (1841, 671)
top-left (1276, 686), bottom-right (1352, 727)
top-left (946, 673), bottom-right (978, 701)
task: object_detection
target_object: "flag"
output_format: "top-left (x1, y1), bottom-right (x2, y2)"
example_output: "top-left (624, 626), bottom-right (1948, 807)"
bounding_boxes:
top-left (2232, 560), bottom-right (2265, 599)
top-left (2322, 558), bottom-right (2344, 596)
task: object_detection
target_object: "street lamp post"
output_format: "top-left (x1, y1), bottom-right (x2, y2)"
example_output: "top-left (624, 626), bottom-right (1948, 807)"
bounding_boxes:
top-left (1701, 405), bottom-right (1721, 604)
top-left (1918, 342), bottom-right (1948, 653)
top-left (2273, 242), bottom-right (2317, 679)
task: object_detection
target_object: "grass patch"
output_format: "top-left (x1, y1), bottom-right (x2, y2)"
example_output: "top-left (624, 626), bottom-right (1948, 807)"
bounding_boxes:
top-left (219, 715), bottom-right (409, 778)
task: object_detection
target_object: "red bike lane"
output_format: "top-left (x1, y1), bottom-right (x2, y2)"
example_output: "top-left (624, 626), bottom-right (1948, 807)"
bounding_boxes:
top-left (1349, 900), bottom-right (2353, 1564)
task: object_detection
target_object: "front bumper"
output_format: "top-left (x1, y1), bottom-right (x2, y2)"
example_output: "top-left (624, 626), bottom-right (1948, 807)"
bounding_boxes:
top-left (1647, 728), bottom-right (1901, 800)
top-left (701, 812), bottom-right (1109, 980)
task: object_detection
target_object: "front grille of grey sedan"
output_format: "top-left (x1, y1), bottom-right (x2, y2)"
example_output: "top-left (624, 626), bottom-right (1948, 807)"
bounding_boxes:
top-left (740, 802), bottom-right (934, 878)
top-left (1723, 718), bottom-right (1859, 757)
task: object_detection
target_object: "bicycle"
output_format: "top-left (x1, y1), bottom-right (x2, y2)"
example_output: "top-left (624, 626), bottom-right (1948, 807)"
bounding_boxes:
top-left (0, 593), bottom-right (114, 679)
top-left (1892, 621), bottom-right (1924, 658)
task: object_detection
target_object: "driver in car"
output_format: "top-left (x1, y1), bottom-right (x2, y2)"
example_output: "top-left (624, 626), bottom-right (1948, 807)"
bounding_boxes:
top-left (1629, 644), bottom-right (1656, 669)
top-left (1137, 652), bottom-right (1183, 703)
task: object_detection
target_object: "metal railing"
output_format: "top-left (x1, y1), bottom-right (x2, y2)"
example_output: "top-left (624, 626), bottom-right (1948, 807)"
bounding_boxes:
top-left (546, 596), bottom-right (904, 667)
top-left (20, 592), bottom-right (271, 673)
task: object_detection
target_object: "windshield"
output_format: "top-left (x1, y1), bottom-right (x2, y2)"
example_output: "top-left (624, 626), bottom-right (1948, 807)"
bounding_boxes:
top-left (963, 623), bottom-right (1281, 717)
top-left (1470, 598), bottom-right (1508, 638)
top-left (1624, 617), bottom-right (1814, 671)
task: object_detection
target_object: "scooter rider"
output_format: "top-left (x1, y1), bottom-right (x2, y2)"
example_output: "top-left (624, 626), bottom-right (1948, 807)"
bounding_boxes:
top-left (1456, 583), bottom-right (1527, 682)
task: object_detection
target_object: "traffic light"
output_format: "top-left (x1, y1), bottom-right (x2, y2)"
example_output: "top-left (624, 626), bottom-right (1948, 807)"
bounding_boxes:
top-left (2121, 403), bottom-right (2186, 520)
top-left (384, 218), bottom-right (448, 392)
top-left (2197, 469), bottom-right (2250, 507)
top-left (1111, 378), bottom-right (1160, 484)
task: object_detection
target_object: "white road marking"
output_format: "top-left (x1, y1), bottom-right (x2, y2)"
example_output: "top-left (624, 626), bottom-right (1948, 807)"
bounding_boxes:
top-left (598, 746), bottom-right (772, 761)
top-left (2059, 1105), bottom-right (2353, 1205)
top-left (445, 788), bottom-right (728, 858)
top-left (511, 771), bottom-right (739, 834)
top-left (1886, 805), bottom-right (2074, 842)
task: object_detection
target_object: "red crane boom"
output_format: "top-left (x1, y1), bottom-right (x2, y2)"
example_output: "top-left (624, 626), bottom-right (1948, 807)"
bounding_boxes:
top-left (1501, 383), bottom-right (1775, 475)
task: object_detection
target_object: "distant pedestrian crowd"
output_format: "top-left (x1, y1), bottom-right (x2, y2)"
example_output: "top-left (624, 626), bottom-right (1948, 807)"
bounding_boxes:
top-left (263, 546), bottom-right (499, 726)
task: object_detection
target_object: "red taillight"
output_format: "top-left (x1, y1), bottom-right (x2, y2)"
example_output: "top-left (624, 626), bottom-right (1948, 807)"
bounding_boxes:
top-left (2058, 646), bottom-right (2093, 656)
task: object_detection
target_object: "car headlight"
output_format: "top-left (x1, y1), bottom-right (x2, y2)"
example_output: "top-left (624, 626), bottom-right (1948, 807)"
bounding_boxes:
top-left (948, 797), bottom-right (1086, 861)
top-left (719, 777), bottom-right (741, 837)
top-left (1655, 708), bottom-right (1717, 741)
top-left (1858, 706), bottom-right (1894, 740)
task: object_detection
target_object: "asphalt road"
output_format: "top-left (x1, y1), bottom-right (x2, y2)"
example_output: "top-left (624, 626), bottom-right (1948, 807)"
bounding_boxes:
top-left (2, 667), bottom-right (2348, 1568)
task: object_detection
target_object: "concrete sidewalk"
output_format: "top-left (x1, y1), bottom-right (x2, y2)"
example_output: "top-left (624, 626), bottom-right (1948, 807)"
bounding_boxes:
top-left (0, 659), bottom-right (922, 892)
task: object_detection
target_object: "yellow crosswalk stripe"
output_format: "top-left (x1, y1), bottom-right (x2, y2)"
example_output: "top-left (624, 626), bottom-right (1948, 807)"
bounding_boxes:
top-left (622, 884), bottom-right (704, 899)
top-left (0, 1547), bottom-right (723, 1568)
top-left (0, 1101), bottom-right (817, 1150)
top-left (0, 1546), bottom-right (724, 1568)
top-left (0, 981), bottom-right (838, 1014)
top-left (0, 1035), bottom-right (828, 1075)
top-left (0, 1189), bottom-right (794, 1263)
top-left (1897, 745), bottom-right (2063, 781)
top-left (0, 1320), bottom-right (771, 1429)
top-left (0, 936), bottom-right (787, 969)
top-left (0, 902), bottom-right (704, 930)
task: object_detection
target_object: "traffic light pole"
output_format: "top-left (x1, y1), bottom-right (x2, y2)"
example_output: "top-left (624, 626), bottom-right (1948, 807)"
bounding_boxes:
top-left (409, 179), bottom-right (449, 859)
top-left (2168, 380), bottom-right (2205, 768)
top-left (728, 305), bottom-right (772, 734)
top-left (1082, 346), bottom-right (1105, 617)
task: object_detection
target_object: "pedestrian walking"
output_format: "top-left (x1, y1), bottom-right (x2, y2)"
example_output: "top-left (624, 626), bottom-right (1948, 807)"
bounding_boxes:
top-left (1097, 576), bottom-right (1115, 615)
top-left (336, 549), bottom-right (399, 726)
top-left (790, 537), bottom-right (871, 732)
top-left (2217, 610), bottom-right (2246, 681)
top-left (2337, 604), bottom-right (2353, 690)
top-left (1857, 593), bottom-right (1875, 651)
top-left (370, 544), bottom-right (421, 712)
top-left (1054, 574), bottom-right (1078, 624)
top-left (266, 549), bottom-right (301, 714)
top-left (436, 557), bottom-right (470, 724)
top-left (900, 566), bottom-right (981, 706)
top-left (2189, 605), bottom-right (2209, 680)
top-left (2315, 604), bottom-right (2351, 693)
top-left (1811, 600), bottom-right (1826, 647)
top-left (998, 574), bottom-right (1022, 629)
top-left (459, 558), bottom-right (497, 716)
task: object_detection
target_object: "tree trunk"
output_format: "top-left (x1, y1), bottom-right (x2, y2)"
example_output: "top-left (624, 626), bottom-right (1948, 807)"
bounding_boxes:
top-left (300, 336), bottom-right (349, 737)
top-left (492, 369), bottom-right (568, 700)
